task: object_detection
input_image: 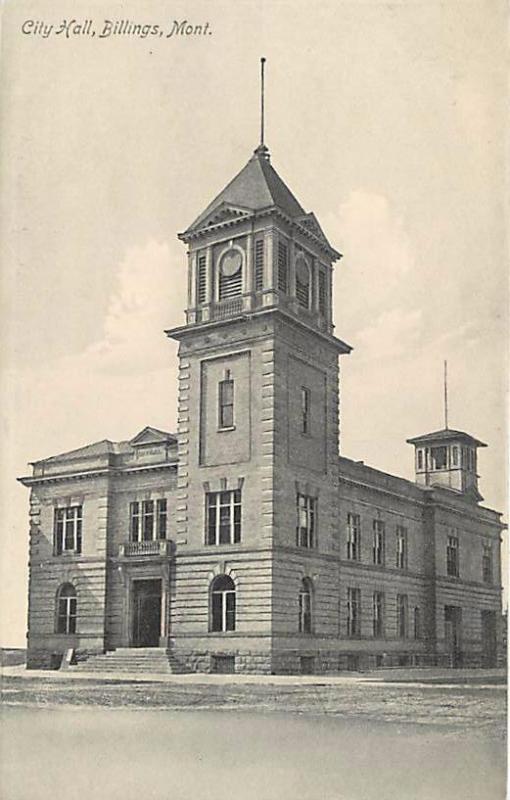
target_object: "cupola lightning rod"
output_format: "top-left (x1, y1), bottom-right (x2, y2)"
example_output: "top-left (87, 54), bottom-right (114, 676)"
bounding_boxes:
top-left (444, 359), bottom-right (449, 430)
top-left (260, 57), bottom-right (266, 146)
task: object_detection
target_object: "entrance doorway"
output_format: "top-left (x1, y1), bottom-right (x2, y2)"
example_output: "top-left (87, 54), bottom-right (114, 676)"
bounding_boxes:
top-left (132, 579), bottom-right (162, 647)
top-left (444, 605), bottom-right (462, 667)
top-left (481, 610), bottom-right (497, 667)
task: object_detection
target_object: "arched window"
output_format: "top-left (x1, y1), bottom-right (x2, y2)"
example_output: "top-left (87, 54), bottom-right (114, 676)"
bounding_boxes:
top-left (298, 578), bottom-right (312, 634)
top-left (56, 583), bottom-right (77, 634)
top-left (211, 575), bottom-right (236, 632)
top-left (218, 250), bottom-right (243, 299)
top-left (295, 257), bottom-right (311, 309)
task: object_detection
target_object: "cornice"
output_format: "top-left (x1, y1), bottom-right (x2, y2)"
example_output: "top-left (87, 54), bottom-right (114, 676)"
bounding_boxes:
top-left (18, 461), bottom-right (177, 487)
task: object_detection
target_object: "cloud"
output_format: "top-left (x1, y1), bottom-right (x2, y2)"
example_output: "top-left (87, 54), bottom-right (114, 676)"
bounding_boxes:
top-left (86, 239), bottom-right (185, 374)
top-left (325, 190), bottom-right (424, 360)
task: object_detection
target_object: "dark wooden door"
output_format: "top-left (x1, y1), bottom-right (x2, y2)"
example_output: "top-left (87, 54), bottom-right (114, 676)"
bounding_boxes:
top-left (132, 580), bottom-right (161, 647)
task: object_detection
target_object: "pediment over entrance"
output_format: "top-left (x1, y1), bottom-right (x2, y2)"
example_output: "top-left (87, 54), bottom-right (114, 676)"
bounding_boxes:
top-left (129, 427), bottom-right (177, 448)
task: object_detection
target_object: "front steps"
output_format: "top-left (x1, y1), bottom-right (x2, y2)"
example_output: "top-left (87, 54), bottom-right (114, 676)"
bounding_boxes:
top-left (70, 647), bottom-right (188, 675)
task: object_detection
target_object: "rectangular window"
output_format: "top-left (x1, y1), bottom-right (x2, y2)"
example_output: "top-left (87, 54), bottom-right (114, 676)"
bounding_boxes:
top-left (417, 449), bottom-right (424, 470)
top-left (446, 535), bottom-right (459, 577)
top-left (482, 542), bottom-right (493, 584)
top-left (57, 596), bottom-right (77, 634)
top-left (346, 513), bottom-right (361, 561)
top-left (318, 269), bottom-right (327, 316)
top-left (430, 446), bottom-right (447, 470)
top-left (206, 490), bottom-right (242, 545)
top-left (301, 387), bottom-right (311, 435)
top-left (397, 594), bottom-right (408, 638)
top-left (278, 240), bottom-right (288, 292)
top-left (373, 591), bottom-right (384, 638)
top-left (396, 526), bottom-right (408, 569)
top-left (372, 520), bottom-right (385, 565)
top-left (54, 506), bottom-right (82, 555)
top-left (219, 378), bottom-right (234, 429)
top-left (197, 254), bottom-right (207, 305)
top-left (254, 239), bottom-right (264, 291)
top-left (130, 500), bottom-right (165, 541)
top-left (296, 493), bottom-right (316, 548)
top-left (452, 446), bottom-right (459, 466)
top-left (347, 588), bottom-right (361, 637)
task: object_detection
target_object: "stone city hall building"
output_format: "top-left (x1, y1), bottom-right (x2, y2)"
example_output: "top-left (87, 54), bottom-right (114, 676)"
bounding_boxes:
top-left (20, 134), bottom-right (504, 674)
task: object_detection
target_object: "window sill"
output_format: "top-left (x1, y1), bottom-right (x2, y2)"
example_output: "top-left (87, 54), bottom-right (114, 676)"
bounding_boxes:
top-left (54, 552), bottom-right (82, 558)
top-left (217, 426), bottom-right (236, 433)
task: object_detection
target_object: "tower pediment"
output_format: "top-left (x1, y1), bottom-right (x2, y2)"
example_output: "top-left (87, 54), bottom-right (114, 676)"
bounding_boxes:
top-left (295, 213), bottom-right (333, 249)
top-left (182, 202), bottom-right (252, 236)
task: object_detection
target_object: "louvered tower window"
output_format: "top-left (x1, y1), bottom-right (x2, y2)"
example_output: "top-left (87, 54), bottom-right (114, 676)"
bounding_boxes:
top-left (219, 250), bottom-right (243, 299)
top-left (318, 270), bottom-right (327, 316)
top-left (295, 257), bottom-right (311, 309)
top-left (197, 255), bottom-right (207, 305)
top-left (254, 239), bottom-right (264, 291)
top-left (278, 241), bottom-right (288, 293)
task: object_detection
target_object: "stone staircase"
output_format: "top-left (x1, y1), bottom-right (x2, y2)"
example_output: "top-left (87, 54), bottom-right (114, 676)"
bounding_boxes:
top-left (69, 647), bottom-right (188, 675)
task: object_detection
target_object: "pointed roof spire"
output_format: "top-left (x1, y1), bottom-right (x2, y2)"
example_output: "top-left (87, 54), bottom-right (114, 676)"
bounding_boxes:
top-left (254, 57), bottom-right (270, 162)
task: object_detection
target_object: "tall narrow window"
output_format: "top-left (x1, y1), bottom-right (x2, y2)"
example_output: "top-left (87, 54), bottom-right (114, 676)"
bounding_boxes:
top-left (219, 376), bottom-right (234, 429)
top-left (318, 270), bottom-right (327, 316)
top-left (414, 607), bottom-right (421, 640)
top-left (295, 257), bottom-right (311, 308)
top-left (372, 520), bottom-right (385, 565)
top-left (206, 490), bottom-right (242, 545)
top-left (197, 254), bottom-right (207, 305)
top-left (299, 579), bottom-right (312, 634)
top-left (396, 526), bottom-right (408, 569)
top-left (346, 513), bottom-right (361, 561)
top-left (482, 542), bottom-right (493, 584)
top-left (397, 594), bottom-right (408, 638)
top-left (417, 449), bottom-right (424, 470)
top-left (130, 502), bottom-right (141, 542)
top-left (446, 535), bottom-right (459, 577)
top-left (278, 241), bottom-right (288, 292)
top-left (452, 446), bottom-right (459, 466)
top-left (54, 507), bottom-right (82, 555)
top-left (211, 575), bottom-right (236, 632)
top-left (296, 493), bottom-right (316, 548)
top-left (56, 583), bottom-right (77, 634)
top-left (142, 501), bottom-right (154, 542)
top-left (347, 588), bottom-right (361, 637)
top-left (157, 499), bottom-right (167, 540)
top-left (301, 387), bottom-right (311, 435)
top-left (254, 239), bottom-right (264, 291)
top-left (373, 591), bottom-right (384, 638)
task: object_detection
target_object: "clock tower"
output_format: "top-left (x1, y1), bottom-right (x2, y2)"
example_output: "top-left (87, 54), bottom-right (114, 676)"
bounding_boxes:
top-left (166, 74), bottom-right (351, 672)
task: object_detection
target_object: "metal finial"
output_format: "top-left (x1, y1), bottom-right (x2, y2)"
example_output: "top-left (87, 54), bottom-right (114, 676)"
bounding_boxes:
top-left (260, 57), bottom-right (266, 146)
top-left (444, 360), bottom-right (449, 430)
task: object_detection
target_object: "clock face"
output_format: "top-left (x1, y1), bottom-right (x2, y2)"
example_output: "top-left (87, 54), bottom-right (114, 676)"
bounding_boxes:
top-left (296, 257), bottom-right (310, 284)
top-left (220, 250), bottom-right (242, 277)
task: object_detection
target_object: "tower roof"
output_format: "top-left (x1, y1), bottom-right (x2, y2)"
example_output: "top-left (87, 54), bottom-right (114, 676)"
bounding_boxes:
top-left (181, 147), bottom-right (337, 256)
top-left (406, 428), bottom-right (487, 448)
top-left (184, 148), bottom-right (305, 232)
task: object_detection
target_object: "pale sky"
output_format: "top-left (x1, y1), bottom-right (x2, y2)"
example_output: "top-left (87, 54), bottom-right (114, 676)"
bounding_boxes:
top-left (1, 0), bottom-right (508, 646)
